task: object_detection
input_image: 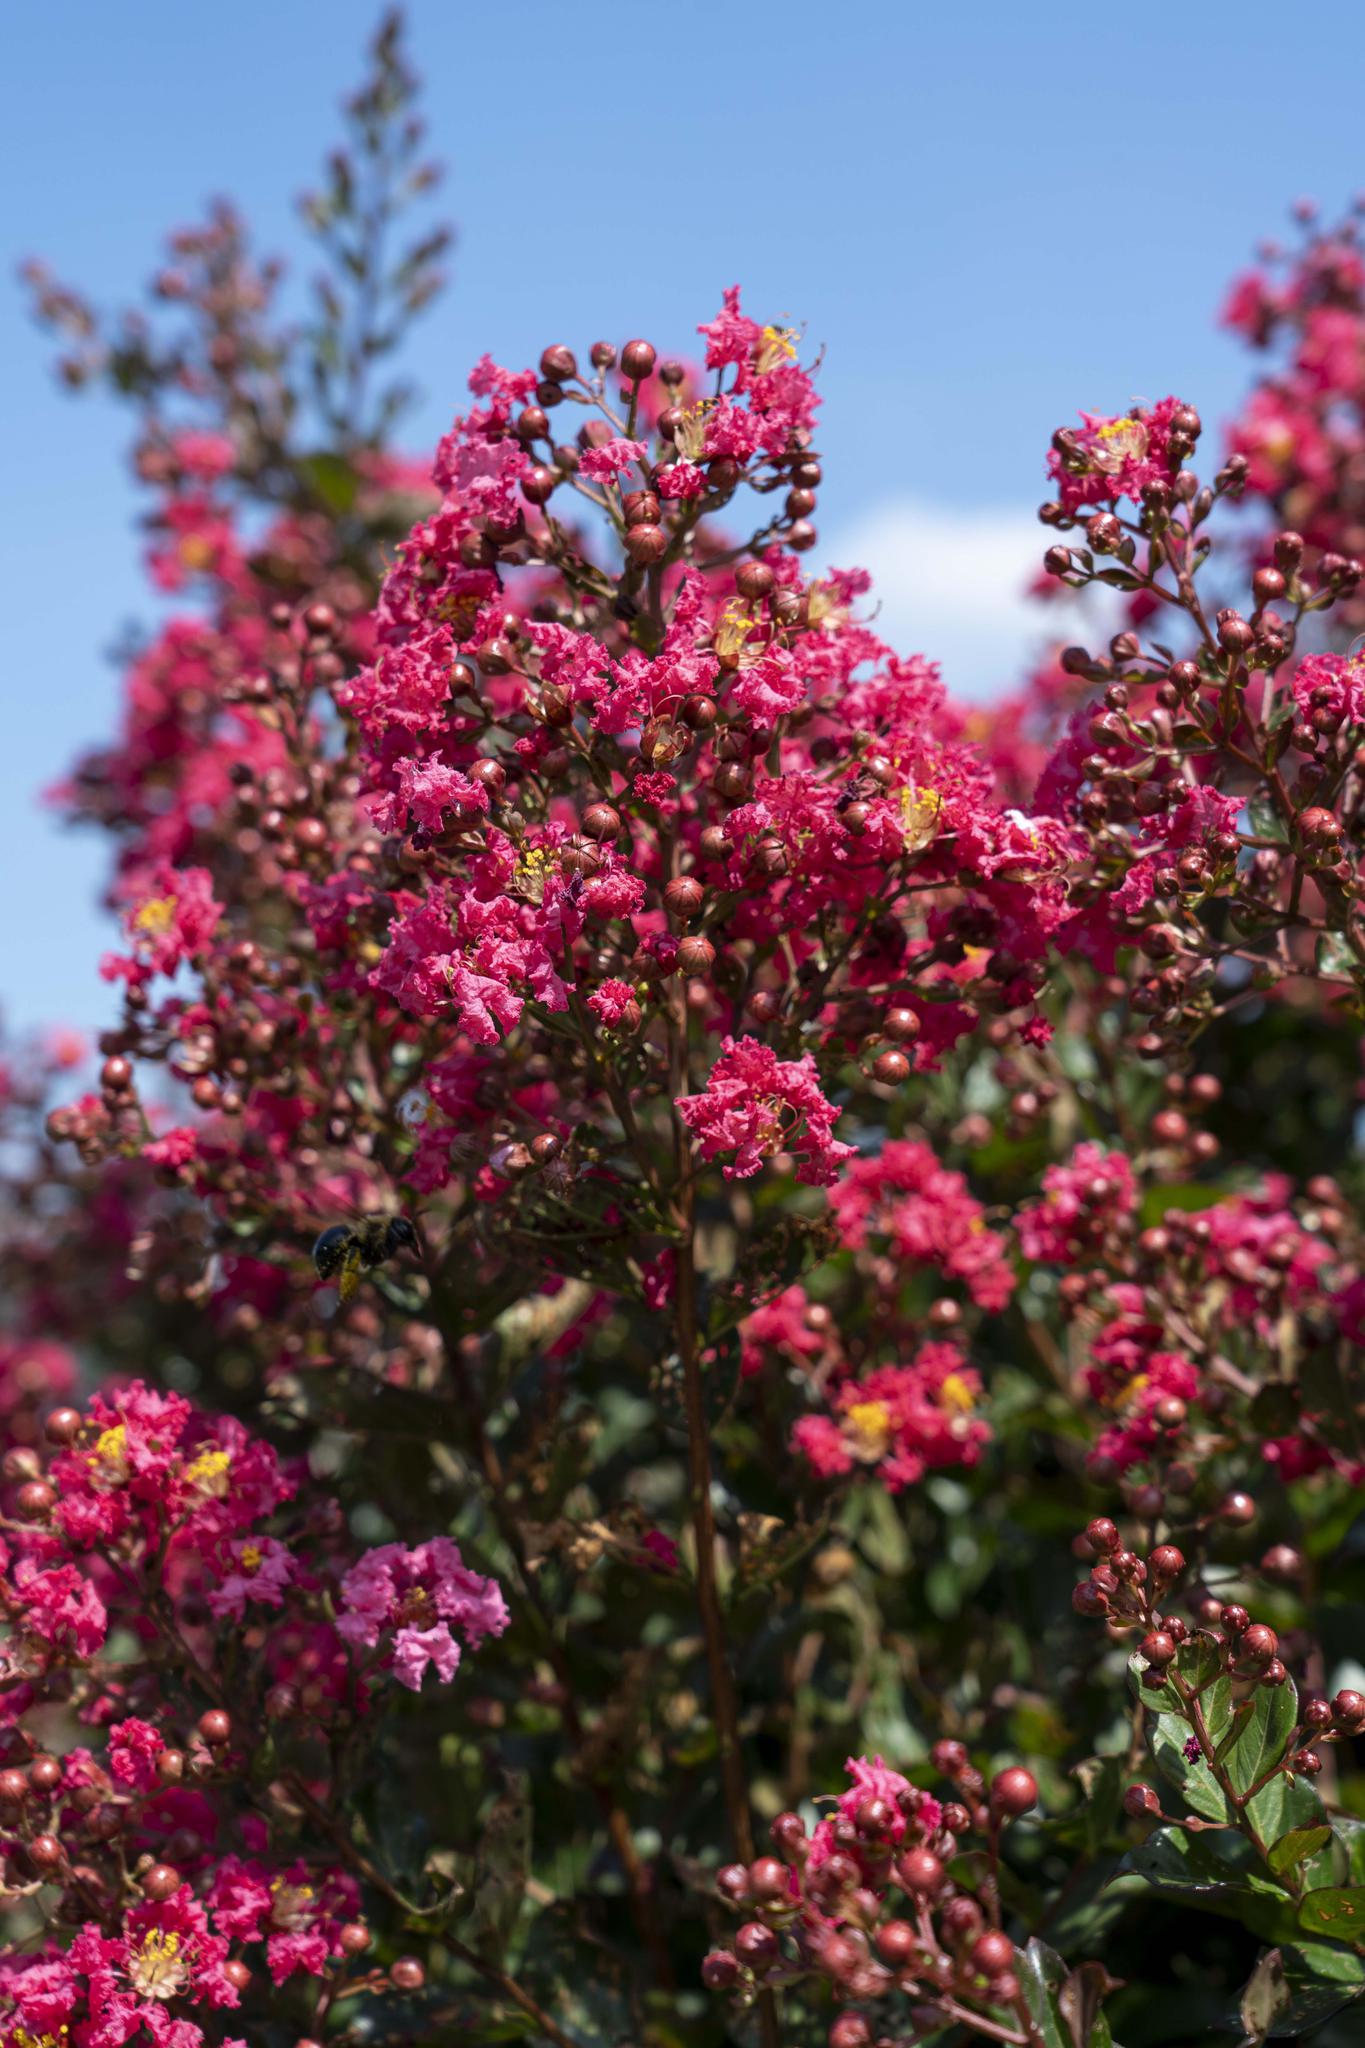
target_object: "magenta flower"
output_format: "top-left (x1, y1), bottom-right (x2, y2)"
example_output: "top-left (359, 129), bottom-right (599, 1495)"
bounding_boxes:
top-left (336, 1537), bottom-right (509, 1692)
top-left (676, 1036), bottom-right (855, 1188)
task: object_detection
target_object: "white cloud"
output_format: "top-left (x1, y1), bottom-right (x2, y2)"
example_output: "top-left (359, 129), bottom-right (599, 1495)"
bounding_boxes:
top-left (826, 498), bottom-right (1054, 703)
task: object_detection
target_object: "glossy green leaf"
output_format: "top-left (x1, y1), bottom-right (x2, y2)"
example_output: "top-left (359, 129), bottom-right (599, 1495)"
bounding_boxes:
top-left (1017, 1937), bottom-right (1117, 2048)
top-left (1268, 1825), bottom-right (1332, 1878)
top-left (1298, 1887), bottom-right (1365, 1950)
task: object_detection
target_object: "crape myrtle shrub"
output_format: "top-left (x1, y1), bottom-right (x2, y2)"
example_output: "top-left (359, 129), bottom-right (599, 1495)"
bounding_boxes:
top-left (2, 20), bottom-right (1365, 2048)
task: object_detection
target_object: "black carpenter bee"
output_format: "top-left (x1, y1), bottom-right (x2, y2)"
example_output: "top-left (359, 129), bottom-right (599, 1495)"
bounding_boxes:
top-left (311, 1216), bottom-right (420, 1302)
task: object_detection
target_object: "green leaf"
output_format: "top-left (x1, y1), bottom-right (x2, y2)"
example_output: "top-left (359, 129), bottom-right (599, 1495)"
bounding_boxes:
top-left (1248, 789), bottom-right (1289, 843)
top-left (1298, 1887), bottom-right (1365, 1951)
top-left (1335, 1815), bottom-right (1365, 1886)
top-left (297, 450), bottom-right (361, 514)
top-left (1273, 1940), bottom-right (1365, 2033)
top-left (1016, 1937), bottom-right (1117, 2048)
top-left (1247, 1765), bottom-right (1328, 1853)
top-left (1149, 1712), bottom-right (1230, 1821)
top-left (1269, 1825), bottom-right (1333, 1878)
top-left (1118, 1827), bottom-right (1299, 1943)
top-left (1219, 1673), bottom-right (1298, 1802)
top-left (1239, 1947), bottom-right (1290, 2045)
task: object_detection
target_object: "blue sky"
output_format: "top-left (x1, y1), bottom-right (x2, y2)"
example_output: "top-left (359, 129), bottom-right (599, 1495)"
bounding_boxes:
top-left (5, 0), bottom-right (1364, 1034)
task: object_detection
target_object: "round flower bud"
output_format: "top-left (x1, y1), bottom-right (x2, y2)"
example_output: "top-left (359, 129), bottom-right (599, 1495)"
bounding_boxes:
top-left (28, 1833), bottom-right (63, 1873)
top-left (664, 877), bottom-right (704, 918)
top-left (1260, 1544), bottom-right (1303, 1585)
top-left (520, 465), bottom-right (557, 506)
top-left (677, 936), bottom-right (716, 976)
top-left (972, 1929), bottom-right (1015, 1976)
top-left (590, 340), bottom-right (617, 369)
top-left (390, 1957), bottom-right (425, 1991)
top-left (896, 1848), bottom-right (944, 1894)
top-left (701, 1949), bottom-right (740, 1990)
top-left (716, 1863), bottom-right (750, 1903)
top-left (539, 344), bottom-right (577, 383)
top-left (854, 1793), bottom-right (895, 1838)
top-left (477, 637), bottom-right (517, 676)
top-left (883, 1006), bottom-right (920, 1042)
top-left (872, 1049), bottom-right (911, 1085)
top-left (143, 1864), bottom-right (181, 1901)
top-left (340, 1921), bottom-right (371, 1955)
top-left (28, 1755), bottom-right (61, 1792)
top-left (620, 339), bottom-right (657, 380)
top-left (1085, 1517), bottom-right (1121, 1555)
top-left (624, 523), bottom-right (667, 566)
top-left (1220, 1492), bottom-right (1256, 1526)
top-left (736, 561), bottom-right (775, 600)
top-left (941, 1895), bottom-right (983, 1944)
top-left (16, 1481), bottom-right (55, 1521)
top-left (989, 1767), bottom-right (1038, 1817)
top-left (1220, 1605), bottom-right (1250, 1637)
top-left (1239, 1624), bottom-right (1278, 1665)
top-left (581, 804), bottom-right (622, 841)
top-left (45, 1407), bottom-right (82, 1446)
top-left (198, 1709), bottom-right (231, 1746)
top-left (875, 1918), bottom-right (917, 1966)
top-left (748, 1857), bottom-right (789, 1902)
top-left (623, 490), bottom-right (660, 527)
top-left (1122, 1783), bottom-right (1161, 1819)
top-left (734, 1921), bottom-right (779, 1971)
top-left (1332, 1689), bottom-right (1365, 1732)
top-left (1294, 1749), bottom-right (1324, 1777)
top-left (932, 1739), bottom-right (970, 1778)
top-left (1148, 1546), bottom-right (1185, 1581)
top-left (770, 1810), bottom-right (806, 1856)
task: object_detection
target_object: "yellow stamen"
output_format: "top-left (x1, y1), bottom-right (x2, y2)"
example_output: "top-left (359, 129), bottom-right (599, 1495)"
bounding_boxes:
top-left (132, 895), bottom-right (178, 937)
top-left (92, 1422), bottom-right (129, 1483)
top-left (939, 1373), bottom-right (975, 1416)
top-left (714, 599), bottom-right (758, 671)
top-left (844, 1398), bottom-right (893, 1463)
top-left (1089, 415), bottom-right (1148, 473)
top-left (128, 1927), bottom-right (189, 2002)
top-left (513, 844), bottom-right (556, 905)
top-left (184, 1445), bottom-right (231, 1496)
top-left (756, 325), bottom-right (799, 373)
top-left (238, 1542), bottom-right (264, 1573)
top-left (672, 398), bottom-right (715, 462)
top-left (899, 783), bottom-right (942, 853)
